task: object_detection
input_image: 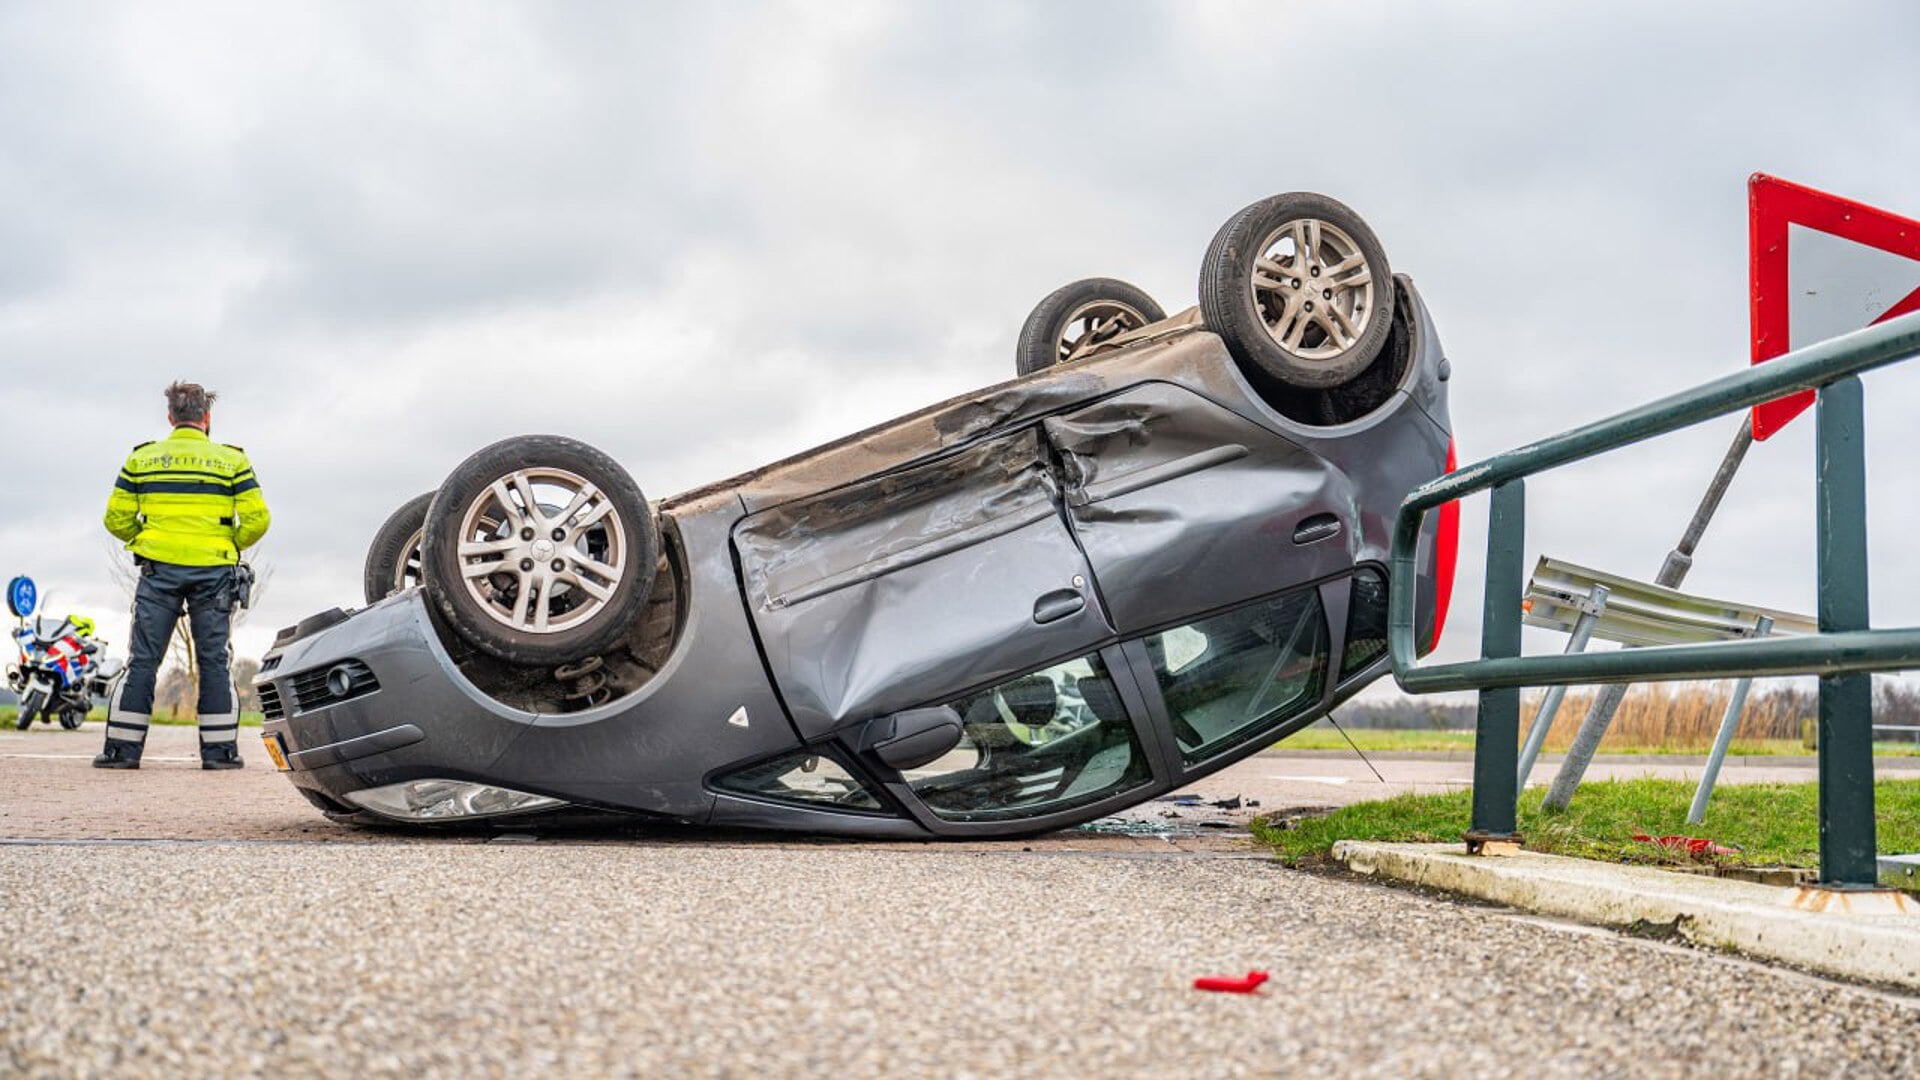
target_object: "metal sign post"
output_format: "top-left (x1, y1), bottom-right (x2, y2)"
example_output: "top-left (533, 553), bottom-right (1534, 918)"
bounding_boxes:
top-left (1815, 376), bottom-right (1878, 885)
top-left (1466, 479), bottom-right (1526, 849)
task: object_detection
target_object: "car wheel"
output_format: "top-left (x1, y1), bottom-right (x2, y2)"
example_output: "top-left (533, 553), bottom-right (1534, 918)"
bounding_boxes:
top-left (1199, 192), bottom-right (1393, 389)
top-left (1015, 278), bottom-right (1167, 376)
top-left (362, 492), bottom-right (434, 605)
top-left (421, 435), bottom-right (658, 667)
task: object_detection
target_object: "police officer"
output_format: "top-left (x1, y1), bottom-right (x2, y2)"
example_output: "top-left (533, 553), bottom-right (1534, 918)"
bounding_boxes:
top-left (95, 382), bottom-right (271, 770)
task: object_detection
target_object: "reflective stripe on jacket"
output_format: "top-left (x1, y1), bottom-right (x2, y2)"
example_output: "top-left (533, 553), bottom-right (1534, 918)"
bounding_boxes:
top-left (103, 427), bottom-right (271, 566)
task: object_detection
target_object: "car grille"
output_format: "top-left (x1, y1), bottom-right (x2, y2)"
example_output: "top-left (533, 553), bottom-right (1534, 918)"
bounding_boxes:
top-left (258, 682), bottom-right (286, 721)
top-left (284, 660), bottom-right (381, 714)
top-left (258, 655), bottom-right (282, 673)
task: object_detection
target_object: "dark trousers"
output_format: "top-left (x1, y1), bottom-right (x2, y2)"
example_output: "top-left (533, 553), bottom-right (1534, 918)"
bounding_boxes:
top-left (105, 562), bottom-right (237, 748)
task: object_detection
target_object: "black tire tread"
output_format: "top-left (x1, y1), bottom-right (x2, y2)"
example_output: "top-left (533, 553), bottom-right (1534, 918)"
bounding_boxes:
top-left (17, 688), bottom-right (45, 729)
top-left (363, 491), bottom-right (435, 606)
top-left (1015, 277), bottom-right (1167, 377)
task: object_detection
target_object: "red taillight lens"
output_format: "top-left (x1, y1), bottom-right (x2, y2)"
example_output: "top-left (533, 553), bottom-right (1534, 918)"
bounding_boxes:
top-left (1428, 439), bottom-right (1461, 655)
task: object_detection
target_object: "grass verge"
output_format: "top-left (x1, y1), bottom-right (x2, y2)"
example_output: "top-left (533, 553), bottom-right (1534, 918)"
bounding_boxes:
top-left (1252, 777), bottom-right (1920, 877)
top-left (1279, 724), bottom-right (1920, 757)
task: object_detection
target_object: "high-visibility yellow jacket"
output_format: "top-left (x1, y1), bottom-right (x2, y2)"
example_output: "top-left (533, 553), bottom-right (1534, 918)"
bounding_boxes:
top-left (103, 427), bottom-right (271, 567)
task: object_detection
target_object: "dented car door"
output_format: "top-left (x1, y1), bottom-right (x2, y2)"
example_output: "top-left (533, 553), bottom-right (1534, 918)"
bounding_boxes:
top-left (1042, 382), bottom-right (1360, 636)
top-left (734, 428), bottom-right (1115, 738)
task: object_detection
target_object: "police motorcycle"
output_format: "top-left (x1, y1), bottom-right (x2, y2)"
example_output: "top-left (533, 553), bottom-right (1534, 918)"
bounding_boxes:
top-left (6, 576), bottom-right (124, 731)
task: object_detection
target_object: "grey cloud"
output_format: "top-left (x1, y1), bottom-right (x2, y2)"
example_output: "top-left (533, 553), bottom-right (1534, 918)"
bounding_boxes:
top-left (5, 0), bottom-right (1920, 672)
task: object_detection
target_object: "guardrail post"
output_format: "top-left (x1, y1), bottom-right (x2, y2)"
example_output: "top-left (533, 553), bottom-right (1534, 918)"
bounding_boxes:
top-left (1688, 615), bottom-right (1771, 825)
top-left (1815, 375), bottom-right (1878, 887)
top-left (1516, 584), bottom-right (1609, 786)
top-left (1468, 479), bottom-right (1526, 849)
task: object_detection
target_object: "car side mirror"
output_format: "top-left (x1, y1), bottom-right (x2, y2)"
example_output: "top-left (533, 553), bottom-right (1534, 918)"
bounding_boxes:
top-left (860, 706), bottom-right (965, 772)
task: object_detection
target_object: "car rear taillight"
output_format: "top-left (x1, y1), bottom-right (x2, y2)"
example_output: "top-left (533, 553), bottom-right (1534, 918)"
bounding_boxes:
top-left (1427, 439), bottom-right (1461, 655)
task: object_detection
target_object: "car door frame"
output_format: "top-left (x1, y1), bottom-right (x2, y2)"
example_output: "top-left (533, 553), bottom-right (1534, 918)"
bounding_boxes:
top-left (1111, 568), bottom-right (1361, 785)
top-left (855, 641), bottom-right (1186, 839)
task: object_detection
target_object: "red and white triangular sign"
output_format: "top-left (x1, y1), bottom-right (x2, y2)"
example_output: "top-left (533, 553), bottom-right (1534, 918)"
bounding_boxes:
top-left (1750, 173), bottom-right (1920, 440)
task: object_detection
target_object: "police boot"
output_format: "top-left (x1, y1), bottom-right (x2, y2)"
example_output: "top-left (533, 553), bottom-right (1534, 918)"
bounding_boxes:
top-left (201, 742), bottom-right (245, 770)
top-left (92, 739), bottom-right (143, 770)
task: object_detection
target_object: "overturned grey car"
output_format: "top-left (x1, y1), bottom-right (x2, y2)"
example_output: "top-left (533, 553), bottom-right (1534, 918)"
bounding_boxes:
top-left (256, 191), bottom-right (1459, 838)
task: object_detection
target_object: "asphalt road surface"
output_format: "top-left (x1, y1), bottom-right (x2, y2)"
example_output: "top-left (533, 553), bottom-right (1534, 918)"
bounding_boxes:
top-left (5, 724), bottom-right (1918, 1077)
top-left (7, 724), bottom-right (1895, 843)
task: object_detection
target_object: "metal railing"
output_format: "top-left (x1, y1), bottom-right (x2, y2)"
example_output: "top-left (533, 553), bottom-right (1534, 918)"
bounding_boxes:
top-left (1386, 311), bottom-right (1920, 887)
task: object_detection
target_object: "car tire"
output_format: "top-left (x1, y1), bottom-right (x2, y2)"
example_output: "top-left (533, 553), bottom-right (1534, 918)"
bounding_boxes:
top-left (1199, 192), bottom-right (1393, 389)
top-left (362, 492), bottom-right (434, 605)
top-left (421, 435), bottom-right (658, 667)
top-left (1015, 278), bottom-right (1166, 376)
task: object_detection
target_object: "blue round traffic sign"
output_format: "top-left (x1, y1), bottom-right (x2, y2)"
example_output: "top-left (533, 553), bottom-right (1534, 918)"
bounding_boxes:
top-left (6, 576), bottom-right (36, 619)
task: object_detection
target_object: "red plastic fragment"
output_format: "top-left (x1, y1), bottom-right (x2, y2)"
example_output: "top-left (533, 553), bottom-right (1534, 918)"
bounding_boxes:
top-left (1630, 833), bottom-right (1739, 856)
top-left (1193, 970), bottom-right (1269, 994)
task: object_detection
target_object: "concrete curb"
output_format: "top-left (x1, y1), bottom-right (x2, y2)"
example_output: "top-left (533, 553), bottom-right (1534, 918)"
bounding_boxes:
top-left (1332, 840), bottom-right (1920, 989)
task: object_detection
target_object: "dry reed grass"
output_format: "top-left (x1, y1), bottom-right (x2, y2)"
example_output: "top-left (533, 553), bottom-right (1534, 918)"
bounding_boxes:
top-left (1518, 683), bottom-right (1815, 751)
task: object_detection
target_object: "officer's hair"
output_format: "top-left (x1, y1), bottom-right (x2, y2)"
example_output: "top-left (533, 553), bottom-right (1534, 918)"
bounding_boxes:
top-left (164, 381), bottom-right (218, 424)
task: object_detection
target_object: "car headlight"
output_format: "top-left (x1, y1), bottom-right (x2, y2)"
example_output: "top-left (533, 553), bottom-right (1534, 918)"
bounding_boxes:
top-left (343, 779), bottom-right (564, 821)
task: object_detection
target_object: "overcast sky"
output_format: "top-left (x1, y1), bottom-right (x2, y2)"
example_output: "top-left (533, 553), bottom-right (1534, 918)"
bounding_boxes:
top-left (4, 1), bottom-right (1920, 691)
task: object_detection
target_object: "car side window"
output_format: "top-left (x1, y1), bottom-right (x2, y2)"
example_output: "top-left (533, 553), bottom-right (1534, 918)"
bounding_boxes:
top-left (1144, 588), bottom-right (1329, 765)
top-left (903, 652), bottom-right (1152, 821)
top-left (1340, 567), bottom-right (1389, 680)
top-left (714, 750), bottom-right (885, 812)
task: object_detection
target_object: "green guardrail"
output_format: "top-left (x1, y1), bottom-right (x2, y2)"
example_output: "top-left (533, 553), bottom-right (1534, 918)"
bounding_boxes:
top-left (1387, 310), bottom-right (1920, 887)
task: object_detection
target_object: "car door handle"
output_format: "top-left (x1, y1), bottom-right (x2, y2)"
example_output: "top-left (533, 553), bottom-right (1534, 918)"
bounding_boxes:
top-left (1032, 588), bottom-right (1086, 624)
top-left (1293, 513), bottom-right (1342, 545)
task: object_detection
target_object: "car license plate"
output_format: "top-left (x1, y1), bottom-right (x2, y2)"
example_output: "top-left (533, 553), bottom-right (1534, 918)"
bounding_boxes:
top-left (263, 733), bottom-right (291, 772)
